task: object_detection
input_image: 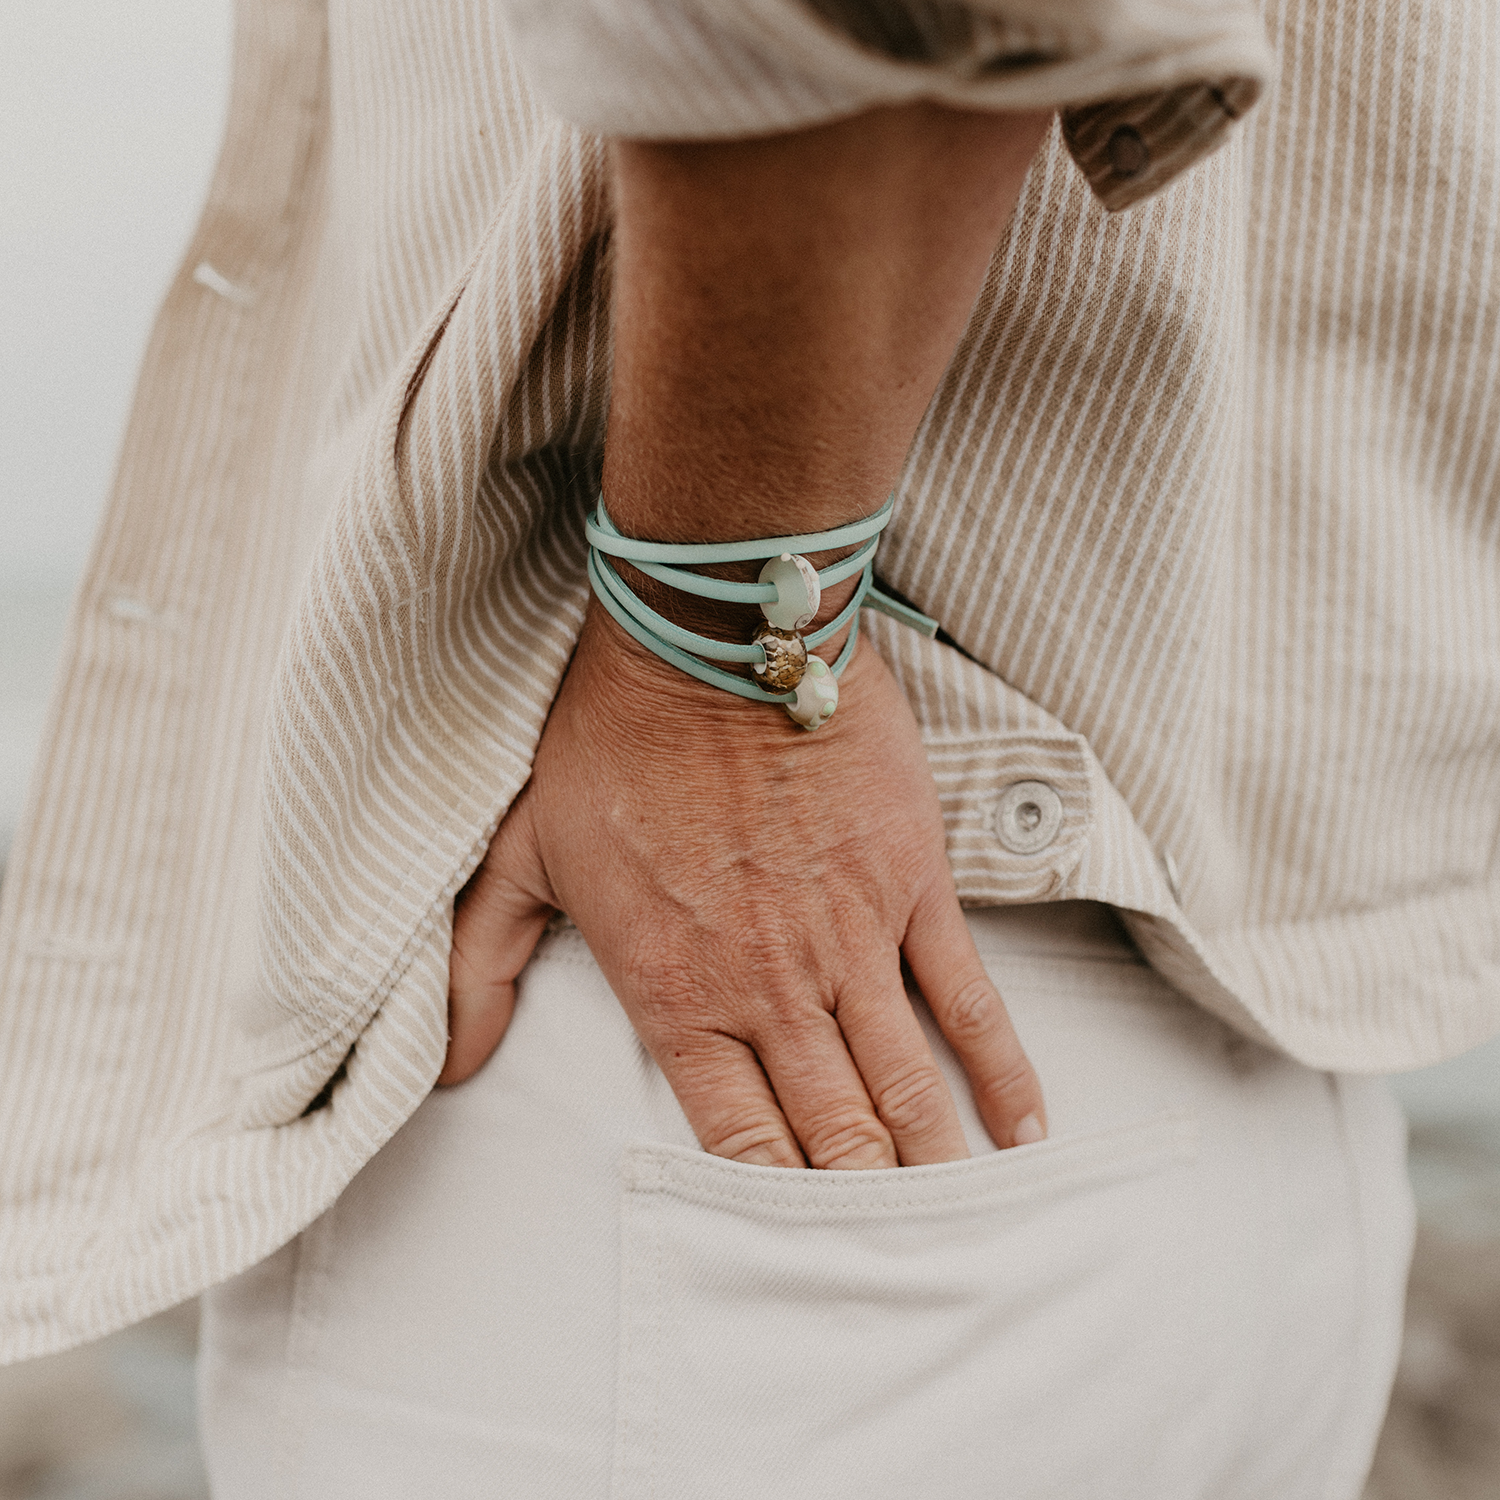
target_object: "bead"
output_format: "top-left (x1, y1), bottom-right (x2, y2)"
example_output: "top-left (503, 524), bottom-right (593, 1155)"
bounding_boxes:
top-left (758, 553), bottom-right (820, 631)
top-left (752, 624), bottom-right (808, 691)
top-left (785, 657), bottom-right (838, 729)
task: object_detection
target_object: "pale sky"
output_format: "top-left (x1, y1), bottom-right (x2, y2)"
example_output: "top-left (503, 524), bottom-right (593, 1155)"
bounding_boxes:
top-left (1, 0), bottom-right (233, 587)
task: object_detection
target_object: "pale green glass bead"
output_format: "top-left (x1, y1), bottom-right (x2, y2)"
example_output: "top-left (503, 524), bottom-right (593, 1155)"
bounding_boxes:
top-left (758, 552), bottom-right (820, 631)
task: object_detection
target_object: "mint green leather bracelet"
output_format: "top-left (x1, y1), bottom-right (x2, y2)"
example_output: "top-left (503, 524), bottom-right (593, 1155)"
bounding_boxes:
top-left (585, 495), bottom-right (936, 730)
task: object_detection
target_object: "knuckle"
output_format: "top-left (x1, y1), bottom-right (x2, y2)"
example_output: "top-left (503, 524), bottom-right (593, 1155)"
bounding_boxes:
top-left (453, 862), bottom-right (502, 920)
top-left (976, 1054), bottom-right (1038, 1113)
top-left (802, 1109), bottom-right (895, 1170)
top-left (939, 972), bottom-right (1002, 1043)
top-left (456, 864), bottom-right (530, 930)
top-left (701, 1117), bottom-right (802, 1169)
top-left (870, 1063), bottom-right (949, 1138)
top-left (731, 926), bottom-right (804, 987)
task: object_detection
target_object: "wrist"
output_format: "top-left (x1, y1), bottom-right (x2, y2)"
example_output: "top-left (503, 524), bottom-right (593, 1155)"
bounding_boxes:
top-left (583, 490), bottom-right (907, 729)
top-left (610, 553), bottom-right (860, 671)
top-left (577, 596), bottom-right (834, 735)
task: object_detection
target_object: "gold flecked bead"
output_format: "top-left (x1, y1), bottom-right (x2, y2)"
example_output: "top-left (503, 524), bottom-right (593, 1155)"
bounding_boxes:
top-left (752, 624), bottom-right (808, 692)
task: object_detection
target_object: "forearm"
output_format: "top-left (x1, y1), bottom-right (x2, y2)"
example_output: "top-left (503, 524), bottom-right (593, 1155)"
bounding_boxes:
top-left (602, 103), bottom-right (1053, 548)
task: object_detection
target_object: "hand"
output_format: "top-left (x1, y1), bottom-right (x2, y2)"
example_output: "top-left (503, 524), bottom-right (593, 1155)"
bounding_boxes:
top-left (441, 603), bottom-right (1046, 1169)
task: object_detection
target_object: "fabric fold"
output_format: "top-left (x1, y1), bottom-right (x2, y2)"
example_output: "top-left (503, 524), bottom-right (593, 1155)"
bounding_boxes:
top-left (494, 0), bottom-right (1275, 206)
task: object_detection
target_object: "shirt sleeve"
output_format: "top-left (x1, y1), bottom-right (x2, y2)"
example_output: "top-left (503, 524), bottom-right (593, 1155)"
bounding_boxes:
top-left (493, 0), bottom-right (1274, 209)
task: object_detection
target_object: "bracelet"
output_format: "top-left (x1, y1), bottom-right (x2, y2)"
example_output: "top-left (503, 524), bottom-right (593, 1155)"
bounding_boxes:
top-left (585, 495), bottom-right (937, 730)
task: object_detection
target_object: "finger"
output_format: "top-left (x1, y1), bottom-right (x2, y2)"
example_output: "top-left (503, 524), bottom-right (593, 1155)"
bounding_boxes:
top-left (753, 1007), bottom-right (900, 1169)
top-left (835, 953), bottom-right (970, 1165)
top-left (903, 886), bottom-right (1047, 1150)
top-left (649, 1029), bottom-right (807, 1168)
top-left (440, 792), bottom-right (554, 1086)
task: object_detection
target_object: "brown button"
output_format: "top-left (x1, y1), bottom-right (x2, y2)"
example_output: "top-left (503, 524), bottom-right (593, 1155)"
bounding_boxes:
top-left (1106, 126), bottom-right (1150, 179)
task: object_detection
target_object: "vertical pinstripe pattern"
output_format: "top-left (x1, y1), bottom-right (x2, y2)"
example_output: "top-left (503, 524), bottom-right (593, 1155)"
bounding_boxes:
top-left (1, 0), bottom-right (1496, 1358)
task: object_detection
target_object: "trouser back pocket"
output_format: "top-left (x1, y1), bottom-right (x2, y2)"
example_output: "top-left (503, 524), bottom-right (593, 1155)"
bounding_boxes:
top-left (610, 1113), bottom-right (1196, 1500)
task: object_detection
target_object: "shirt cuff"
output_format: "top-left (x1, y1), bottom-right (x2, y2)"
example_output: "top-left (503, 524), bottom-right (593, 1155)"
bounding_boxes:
top-left (496, 0), bottom-right (1275, 208)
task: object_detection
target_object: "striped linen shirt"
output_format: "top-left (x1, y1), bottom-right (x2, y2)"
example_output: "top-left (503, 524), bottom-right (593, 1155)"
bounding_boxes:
top-left (1, 0), bottom-right (1497, 1358)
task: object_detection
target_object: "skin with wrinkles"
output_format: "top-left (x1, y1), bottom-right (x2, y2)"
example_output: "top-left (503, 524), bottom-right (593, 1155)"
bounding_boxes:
top-left (442, 103), bottom-right (1053, 1168)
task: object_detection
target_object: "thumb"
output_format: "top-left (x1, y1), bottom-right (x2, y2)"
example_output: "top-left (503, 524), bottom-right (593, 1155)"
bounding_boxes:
top-left (440, 788), bottom-right (555, 1085)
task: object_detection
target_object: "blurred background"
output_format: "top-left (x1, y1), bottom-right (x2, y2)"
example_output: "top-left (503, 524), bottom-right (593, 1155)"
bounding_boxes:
top-left (2, 5), bottom-right (1498, 1497)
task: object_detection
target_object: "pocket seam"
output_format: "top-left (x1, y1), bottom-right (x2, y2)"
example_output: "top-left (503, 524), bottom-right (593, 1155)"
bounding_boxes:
top-left (622, 1110), bottom-right (1196, 1220)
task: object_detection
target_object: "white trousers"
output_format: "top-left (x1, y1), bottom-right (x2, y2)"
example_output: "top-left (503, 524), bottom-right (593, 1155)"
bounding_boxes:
top-left (199, 903), bottom-right (1414, 1499)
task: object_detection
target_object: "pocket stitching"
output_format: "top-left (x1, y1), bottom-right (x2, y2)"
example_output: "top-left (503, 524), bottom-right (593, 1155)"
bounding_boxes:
top-left (623, 1111), bottom-right (1195, 1220)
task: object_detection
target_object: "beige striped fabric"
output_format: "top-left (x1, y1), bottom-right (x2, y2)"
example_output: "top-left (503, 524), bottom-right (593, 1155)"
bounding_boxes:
top-left (498, 0), bottom-right (1273, 208)
top-left (1, 0), bottom-right (1497, 1361)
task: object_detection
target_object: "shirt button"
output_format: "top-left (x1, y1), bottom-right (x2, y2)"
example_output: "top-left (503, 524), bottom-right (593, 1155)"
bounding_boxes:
top-left (1106, 125), bottom-right (1150, 179)
top-left (994, 781), bottom-right (1064, 855)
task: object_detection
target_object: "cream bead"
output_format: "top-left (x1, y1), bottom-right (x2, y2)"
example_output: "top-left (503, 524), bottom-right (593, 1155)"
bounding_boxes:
top-left (785, 657), bottom-right (838, 729)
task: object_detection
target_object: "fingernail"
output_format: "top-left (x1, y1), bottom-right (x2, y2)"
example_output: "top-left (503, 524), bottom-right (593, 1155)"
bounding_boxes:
top-left (1013, 1113), bottom-right (1045, 1147)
